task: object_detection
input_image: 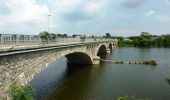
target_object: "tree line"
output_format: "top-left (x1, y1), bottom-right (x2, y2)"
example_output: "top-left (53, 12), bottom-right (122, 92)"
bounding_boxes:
top-left (39, 31), bottom-right (113, 41)
top-left (117, 32), bottom-right (170, 47)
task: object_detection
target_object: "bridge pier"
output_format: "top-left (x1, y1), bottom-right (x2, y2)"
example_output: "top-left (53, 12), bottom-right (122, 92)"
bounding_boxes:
top-left (107, 49), bottom-right (111, 53)
top-left (93, 56), bottom-right (100, 64)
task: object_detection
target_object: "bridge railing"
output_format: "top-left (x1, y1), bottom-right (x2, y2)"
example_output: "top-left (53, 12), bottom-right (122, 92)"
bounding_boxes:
top-left (0, 34), bottom-right (115, 48)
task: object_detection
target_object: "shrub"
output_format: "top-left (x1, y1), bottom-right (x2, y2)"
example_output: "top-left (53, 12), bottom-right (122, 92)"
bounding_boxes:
top-left (10, 84), bottom-right (35, 100)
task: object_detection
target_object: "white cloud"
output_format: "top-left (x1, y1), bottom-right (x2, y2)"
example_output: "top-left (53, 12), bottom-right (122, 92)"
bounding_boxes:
top-left (48, 0), bottom-right (82, 12)
top-left (165, 0), bottom-right (170, 4)
top-left (84, 0), bottom-right (109, 14)
top-left (156, 15), bottom-right (170, 21)
top-left (1, 0), bottom-right (50, 25)
top-left (48, 0), bottom-right (110, 23)
top-left (145, 10), bottom-right (155, 16)
top-left (116, 13), bottom-right (133, 19)
top-left (0, 0), bottom-right (62, 34)
top-left (145, 10), bottom-right (170, 21)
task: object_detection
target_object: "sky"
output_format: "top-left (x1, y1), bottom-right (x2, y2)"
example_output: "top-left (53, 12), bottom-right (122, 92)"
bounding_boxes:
top-left (0, 0), bottom-right (170, 36)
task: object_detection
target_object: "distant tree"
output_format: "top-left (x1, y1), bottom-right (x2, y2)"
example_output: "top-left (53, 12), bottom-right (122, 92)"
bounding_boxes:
top-left (63, 34), bottom-right (67, 38)
top-left (163, 34), bottom-right (170, 47)
top-left (80, 35), bottom-right (86, 42)
top-left (91, 35), bottom-right (95, 38)
top-left (135, 32), bottom-right (151, 47)
top-left (49, 33), bottom-right (57, 40)
top-left (155, 37), bottom-right (163, 47)
top-left (117, 37), bottom-right (124, 41)
top-left (72, 34), bottom-right (77, 38)
top-left (106, 33), bottom-right (111, 38)
top-left (11, 35), bottom-right (17, 42)
top-left (39, 31), bottom-right (50, 43)
top-left (57, 33), bottom-right (68, 38)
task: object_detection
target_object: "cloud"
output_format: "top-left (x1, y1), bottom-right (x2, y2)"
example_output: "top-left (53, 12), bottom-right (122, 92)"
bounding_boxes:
top-left (145, 10), bottom-right (155, 16)
top-left (116, 13), bottom-right (133, 19)
top-left (121, 0), bottom-right (147, 8)
top-left (145, 10), bottom-right (170, 21)
top-left (84, 1), bottom-right (108, 14)
top-left (48, 0), bottom-right (109, 23)
top-left (156, 15), bottom-right (170, 21)
top-left (61, 11), bottom-right (94, 22)
top-left (0, 0), bottom-right (62, 34)
top-left (165, 0), bottom-right (170, 4)
top-left (1, 0), bottom-right (50, 25)
top-left (48, 0), bottom-right (82, 12)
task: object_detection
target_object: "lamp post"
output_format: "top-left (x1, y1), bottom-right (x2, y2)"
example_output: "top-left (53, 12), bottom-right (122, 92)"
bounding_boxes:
top-left (48, 14), bottom-right (52, 33)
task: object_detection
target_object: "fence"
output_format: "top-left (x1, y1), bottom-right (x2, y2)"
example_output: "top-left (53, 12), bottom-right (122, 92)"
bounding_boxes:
top-left (0, 34), bottom-right (114, 48)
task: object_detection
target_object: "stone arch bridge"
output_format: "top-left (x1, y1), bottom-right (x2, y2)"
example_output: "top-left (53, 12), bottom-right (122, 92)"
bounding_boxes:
top-left (0, 40), bottom-right (116, 99)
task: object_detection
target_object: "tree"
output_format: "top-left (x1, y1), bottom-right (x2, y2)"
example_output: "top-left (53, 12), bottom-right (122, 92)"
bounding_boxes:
top-left (39, 31), bottom-right (50, 43)
top-left (106, 33), bottom-right (111, 38)
top-left (80, 35), bottom-right (86, 42)
top-left (49, 33), bottom-right (57, 40)
top-left (135, 32), bottom-right (151, 47)
top-left (72, 34), bottom-right (77, 38)
top-left (163, 34), bottom-right (170, 47)
top-left (63, 34), bottom-right (67, 38)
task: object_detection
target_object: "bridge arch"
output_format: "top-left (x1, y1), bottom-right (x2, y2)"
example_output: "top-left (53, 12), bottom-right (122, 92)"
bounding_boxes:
top-left (97, 44), bottom-right (107, 55)
top-left (65, 52), bottom-right (93, 64)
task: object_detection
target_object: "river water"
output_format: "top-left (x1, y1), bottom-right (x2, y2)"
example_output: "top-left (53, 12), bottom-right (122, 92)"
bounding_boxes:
top-left (31, 47), bottom-right (170, 100)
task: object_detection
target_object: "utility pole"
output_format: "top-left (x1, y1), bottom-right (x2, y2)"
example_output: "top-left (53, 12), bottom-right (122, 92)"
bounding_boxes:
top-left (48, 14), bottom-right (52, 33)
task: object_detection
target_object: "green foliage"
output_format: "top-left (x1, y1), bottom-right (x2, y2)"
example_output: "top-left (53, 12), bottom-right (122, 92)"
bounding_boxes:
top-left (80, 35), bottom-right (86, 42)
top-left (117, 32), bottom-right (170, 47)
top-left (106, 33), bottom-right (112, 38)
top-left (57, 33), bottom-right (68, 38)
top-left (117, 95), bottom-right (152, 100)
top-left (118, 40), bottom-right (133, 47)
top-left (39, 31), bottom-right (59, 43)
top-left (49, 33), bottom-right (57, 40)
top-left (72, 34), bottom-right (77, 38)
top-left (39, 31), bottom-right (50, 40)
top-left (10, 84), bottom-right (35, 100)
top-left (133, 32), bottom-right (152, 47)
top-left (80, 35), bottom-right (86, 39)
top-left (117, 95), bottom-right (128, 100)
top-left (165, 78), bottom-right (170, 85)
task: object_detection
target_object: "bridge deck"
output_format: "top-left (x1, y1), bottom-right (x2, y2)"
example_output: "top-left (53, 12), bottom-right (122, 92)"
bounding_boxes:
top-left (0, 40), bottom-right (115, 57)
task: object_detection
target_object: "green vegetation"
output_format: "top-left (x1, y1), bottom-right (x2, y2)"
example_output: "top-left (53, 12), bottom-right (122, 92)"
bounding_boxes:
top-left (117, 95), bottom-right (151, 100)
top-left (10, 84), bottom-right (35, 100)
top-left (106, 33), bottom-right (112, 38)
top-left (165, 78), bottom-right (170, 85)
top-left (57, 33), bottom-right (67, 38)
top-left (39, 31), bottom-right (71, 43)
top-left (101, 59), bottom-right (157, 65)
top-left (80, 35), bottom-right (86, 42)
top-left (117, 32), bottom-right (170, 47)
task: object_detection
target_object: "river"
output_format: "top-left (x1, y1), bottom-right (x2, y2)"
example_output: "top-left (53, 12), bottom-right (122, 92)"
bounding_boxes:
top-left (31, 47), bottom-right (170, 100)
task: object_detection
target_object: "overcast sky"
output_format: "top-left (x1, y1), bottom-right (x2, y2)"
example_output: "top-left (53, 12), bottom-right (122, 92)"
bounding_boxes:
top-left (0, 0), bottom-right (170, 36)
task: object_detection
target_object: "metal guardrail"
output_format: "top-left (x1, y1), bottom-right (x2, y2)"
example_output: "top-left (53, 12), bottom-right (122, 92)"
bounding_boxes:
top-left (0, 34), bottom-right (115, 48)
top-left (0, 40), bottom-right (116, 56)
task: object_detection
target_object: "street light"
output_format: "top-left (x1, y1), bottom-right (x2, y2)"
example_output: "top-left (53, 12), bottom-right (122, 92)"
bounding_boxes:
top-left (48, 14), bottom-right (52, 33)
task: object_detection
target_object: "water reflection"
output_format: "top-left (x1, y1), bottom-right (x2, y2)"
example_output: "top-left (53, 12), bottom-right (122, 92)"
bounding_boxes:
top-left (31, 48), bottom-right (170, 100)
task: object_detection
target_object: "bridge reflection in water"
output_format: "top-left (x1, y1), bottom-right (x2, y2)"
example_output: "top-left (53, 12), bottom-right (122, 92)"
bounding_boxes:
top-left (31, 48), bottom-right (170, 100)
top-left (31, 53), bottom-right (110, 100)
